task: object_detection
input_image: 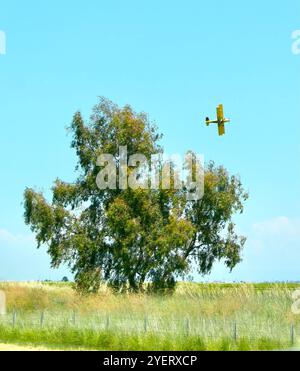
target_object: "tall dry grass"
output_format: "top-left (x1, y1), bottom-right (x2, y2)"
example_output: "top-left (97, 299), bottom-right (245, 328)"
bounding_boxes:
top-left (0, 281), bottom-right (297, 324)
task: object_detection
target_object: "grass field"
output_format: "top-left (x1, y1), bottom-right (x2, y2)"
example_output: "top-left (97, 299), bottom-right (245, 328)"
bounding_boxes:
top-left (0, 281), bottom-right (299, 350)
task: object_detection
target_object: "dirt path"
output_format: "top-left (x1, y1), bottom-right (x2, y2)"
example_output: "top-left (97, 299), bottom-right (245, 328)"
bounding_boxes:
top-left (0, 343), bottom-right (93, 351)
top-left (0, 343), bottom-right (56, 351)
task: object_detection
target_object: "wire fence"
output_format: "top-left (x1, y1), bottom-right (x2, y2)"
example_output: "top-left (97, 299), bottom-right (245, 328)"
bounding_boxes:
top-left (0, 310), bottom-right (297, 345)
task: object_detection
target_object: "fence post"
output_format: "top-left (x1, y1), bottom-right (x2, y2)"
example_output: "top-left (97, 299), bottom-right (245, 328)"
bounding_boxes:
top-left (144, 316), bottom-right (148, 333)
top-left (0, 290), bottom-right (6, 315)
top-left (106, 315), bottom-right (110, 331)
top-left (40, 311), bottom-right (45, 327)
top-left (185, 318), bottom-right (190, 337)
top-left (12, 309), bottom-right (16, 328)
top-left (232, 321), bottom-right (237, 342)
top-left (290, 323), bottom-right (295, 346)
top-left (72, 309), bottom-right (76, 325)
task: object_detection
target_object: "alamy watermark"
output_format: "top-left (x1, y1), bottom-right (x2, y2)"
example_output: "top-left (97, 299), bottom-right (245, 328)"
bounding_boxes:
top-left (96, 146), bottom-right (204, 201)
top-left (0, 30), bottom-right (6, 55)
top-left (291, 30), bottom-right (300, 55)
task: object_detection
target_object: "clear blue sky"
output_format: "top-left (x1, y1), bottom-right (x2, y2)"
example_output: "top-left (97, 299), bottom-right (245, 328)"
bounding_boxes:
top-left (0, 0), bottom-right (299, 281)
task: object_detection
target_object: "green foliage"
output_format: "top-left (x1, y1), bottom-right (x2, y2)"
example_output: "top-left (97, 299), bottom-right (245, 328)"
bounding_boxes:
top-left (23, 98), bottom-right (248, 293)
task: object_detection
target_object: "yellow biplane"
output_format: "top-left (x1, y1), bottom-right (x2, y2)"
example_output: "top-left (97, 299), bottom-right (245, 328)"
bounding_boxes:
top-left (205, 104), bottom-right (230, 136)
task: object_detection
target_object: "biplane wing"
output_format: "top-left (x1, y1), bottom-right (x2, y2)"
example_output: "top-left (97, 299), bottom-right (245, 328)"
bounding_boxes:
top-left (218, 122), bottom-right (225, 136)
top-left (216, 104), bottom-right (224, 121)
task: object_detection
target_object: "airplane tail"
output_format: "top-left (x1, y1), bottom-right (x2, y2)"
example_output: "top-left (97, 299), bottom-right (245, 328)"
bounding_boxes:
top-left (205, 117), bottom-right (210, 126)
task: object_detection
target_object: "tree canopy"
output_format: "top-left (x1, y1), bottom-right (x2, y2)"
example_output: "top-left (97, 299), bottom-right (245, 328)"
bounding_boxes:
top-left (24, 98), bottom-right (248, 293)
